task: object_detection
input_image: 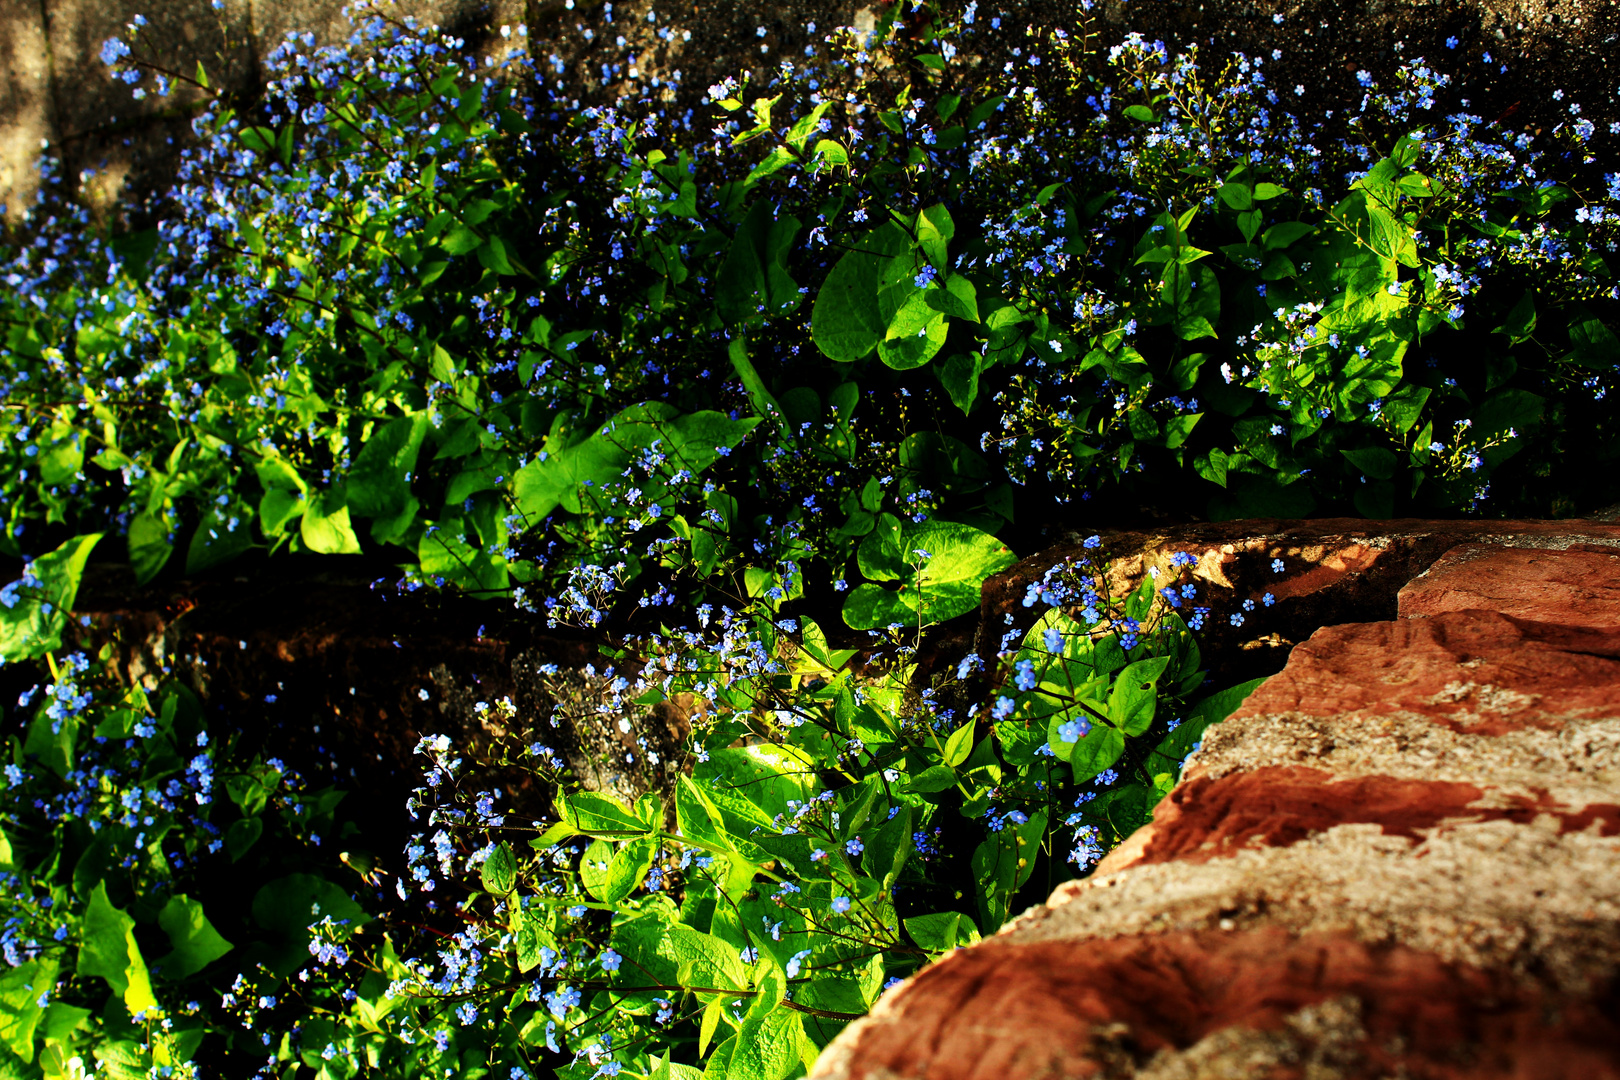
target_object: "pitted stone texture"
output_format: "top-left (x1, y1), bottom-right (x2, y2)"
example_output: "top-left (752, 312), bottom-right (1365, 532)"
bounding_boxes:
top-left (1206, 609), bottom-right (1620, 734)
top-left (1014, 819), bottom-right (1620, 992)
top-left (818, 528), bottom-right (1620, 1080)
top-left (1398, 543), bottom-right (1620, 630)
top-left (812, 925), bottom-right (1620, 1080)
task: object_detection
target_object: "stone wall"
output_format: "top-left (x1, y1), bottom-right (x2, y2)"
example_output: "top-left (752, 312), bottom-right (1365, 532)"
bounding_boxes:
top-left (810, 519), bottom-right (1620, 1079)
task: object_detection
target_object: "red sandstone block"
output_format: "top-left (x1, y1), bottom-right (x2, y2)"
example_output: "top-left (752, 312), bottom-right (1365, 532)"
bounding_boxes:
top-left (1399, 543), bottom-right (1620, 630)
top-left (1228, 609), bottom-right (1620, 734)
top-left (813, 929), bottom-right (1620, 1080)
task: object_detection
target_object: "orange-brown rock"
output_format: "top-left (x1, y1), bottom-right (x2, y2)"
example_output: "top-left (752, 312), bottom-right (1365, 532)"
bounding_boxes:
top-left (815, 930), bottom-right (1620, 1080)
top-left (1398, 542), bottom-right (1620, 630)
top-left (814, 524), bottom-right (1620, 1080)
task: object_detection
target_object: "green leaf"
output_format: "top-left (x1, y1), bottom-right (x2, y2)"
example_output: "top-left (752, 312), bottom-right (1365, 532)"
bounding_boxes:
top-left (923, 273), bottom-right (979, 322)
top-left (1566, 306), bottom-right (1620, 369)
top-left (1340, 447), bottom-right (1397, 480)
top-left (917, 203), bottom-right (955, 270)
top-left (579, 838), bottom-right (617, 900)
top-left (154, 895), bottom-right (234, 980)
top-left (968, 814), bottom-right (1043, 934)
top-left (878, 310), bottom-right (948, 369)
top-left (903, 911), bottom-right (979, 952)
top-left (812, 139), bottom-right (849, 167)
top-left (185, 500), bottom-right (253, 575)
top-left (347, 413), bottom-right (429, 518)
top-left (1163, 413), bottom-right (1202, 449)
top-left (1108, 656), bottom-right (1172, 736)
top-left (128, 512), bottom-right (173, 585)
top-left (964, 95), bottom-right (1005, 129)
top-left (481, 841), bottom-right (518, 894)
top-left (941, 720), bottom-right (975, 767)
top-left (1123, 104), bottom-right (1155, 122)
top-left (865, 802), bottom-right (912, 888)
top-left (938, 352), bottom-right (983, 415)
top-left (717, 203), bottom-right (802, 323)
top-left (1261, 221), bottom-right (1314, 250)
top-left (299, 489), bottom-right (361, 554)
top-left (1474, 389), bottom-right (1544, 466)
top-left (477, 234), bottom-right (519, 275)
top-left (0, 960), bottom-right (56, 1061)
top-left (441, 224), bottom-right (482, 255)
top-left (1489, 290), bottom-right (1537, 346)
top-left (225, 816), bottom-right (262, 862)
top-left (901, 765), bottom-right (959, 793)
top-left (729, 995), bottom-right (802, 1080)
top-left (557, 791), bottom-right (653, 838)
top-left (812, 223), bottom-right (909, 361)
top-left (1217, 182), bottom-right (1253, 211)
top-left (514, 909), bottom-right (556, 974)
top-left (79, 882), bottom-right (157, 1014)
top-left (843, 520), bottom-right (1016, 630)
top-left (1066, 723), bottom-right (1126, 783)
top-left (602, 836), bottom-right (658, 903)
top-left (0, 533), bottom-right (101, 664)
top-left (39, 432), bottom-right (84, 487)
top-left (669, 926), bottom-right (748, 994)
top-left (676, 775), bottom-right (736, 856)
top-left (786, 101), bottom-right (834, 150)
top-left (727, 336), bottom-right (792, 435)
top-left (513, 402), bottom-right (758, 522)
top-left (251, 874), bottom-right (371, 977)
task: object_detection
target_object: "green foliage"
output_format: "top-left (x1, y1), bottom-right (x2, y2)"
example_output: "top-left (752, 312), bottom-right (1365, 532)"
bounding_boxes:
top-left (1, 0), bottom-right (1616, 1076)
top-left (392, 538), bottom-right (1262, 1079)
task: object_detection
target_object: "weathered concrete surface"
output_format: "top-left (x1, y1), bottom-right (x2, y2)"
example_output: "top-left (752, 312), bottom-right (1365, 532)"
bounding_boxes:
top-left (813, 526), bottom-right (1620, 1080)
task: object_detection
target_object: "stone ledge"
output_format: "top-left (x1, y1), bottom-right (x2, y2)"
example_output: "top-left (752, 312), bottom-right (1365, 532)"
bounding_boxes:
top-left (813, 523), bottom-right (1620, 1079)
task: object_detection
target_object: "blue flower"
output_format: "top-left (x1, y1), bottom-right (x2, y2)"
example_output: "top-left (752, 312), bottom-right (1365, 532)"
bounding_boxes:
top-left (786, 949), bottom-right (813, 978)
top-left (99, 38), bottom-right (131, 66)
top-left (599, 949), bottom-right (622, 971)
top-left (1057, 718), bottom-right (1088, 743)
top-left (831, 896), bottom-right (852, 913)
top-left (845, 837), bottom-right (864, 855)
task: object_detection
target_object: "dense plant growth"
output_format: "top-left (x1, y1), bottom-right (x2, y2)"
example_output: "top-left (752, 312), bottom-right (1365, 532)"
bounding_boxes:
top-left (1, 0), bottom-right (1617, 1075)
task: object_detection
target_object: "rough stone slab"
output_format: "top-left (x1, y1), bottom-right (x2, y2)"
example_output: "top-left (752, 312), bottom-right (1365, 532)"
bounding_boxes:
top-left (816, 526), bottom-right (1620, 1080)
top-left (812, 817), bottom-right (1620, 1079)
top-left (1210, 609), bottom-right (1620, 734)
top-left (1399, 542), bottom-right (1620, 630)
